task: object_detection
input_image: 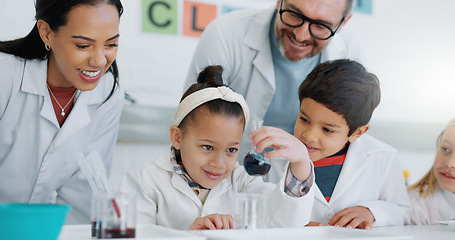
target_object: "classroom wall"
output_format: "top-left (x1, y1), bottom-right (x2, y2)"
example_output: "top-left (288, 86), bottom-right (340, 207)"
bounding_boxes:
top-left (1, 0), bottom-right (452, 143)
top-left (1, 0), bottom-right (453, 185)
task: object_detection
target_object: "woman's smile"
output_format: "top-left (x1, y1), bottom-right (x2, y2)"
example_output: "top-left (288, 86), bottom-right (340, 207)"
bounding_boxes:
top-left (77, 68), bottom-right (102, 83)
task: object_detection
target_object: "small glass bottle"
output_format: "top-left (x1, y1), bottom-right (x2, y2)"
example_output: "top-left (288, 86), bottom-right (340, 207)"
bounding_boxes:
top-left (243, 120), bottom-right (271, 176)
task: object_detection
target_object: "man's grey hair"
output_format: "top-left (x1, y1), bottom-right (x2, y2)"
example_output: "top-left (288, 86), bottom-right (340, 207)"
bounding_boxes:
top-left (344, 0), bottom-right (356, 17)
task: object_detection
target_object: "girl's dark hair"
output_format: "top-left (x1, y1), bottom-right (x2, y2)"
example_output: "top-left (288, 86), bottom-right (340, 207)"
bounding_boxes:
top-left (298, 59), bottom-right (380, 136)
top-left (178, 65), bottom-right (245, 131)
top-left (0, 0), bottom-right (124, 103)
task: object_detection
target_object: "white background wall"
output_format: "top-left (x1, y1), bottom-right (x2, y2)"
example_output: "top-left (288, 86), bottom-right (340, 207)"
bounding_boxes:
top-left (1, 0), bottom-right (453, 186)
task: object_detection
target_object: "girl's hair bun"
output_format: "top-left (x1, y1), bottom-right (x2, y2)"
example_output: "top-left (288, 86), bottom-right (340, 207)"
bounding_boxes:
top-left (182, 65), bottom-right (225, 102)
top-left (196, 65), bottom-right (224, 87)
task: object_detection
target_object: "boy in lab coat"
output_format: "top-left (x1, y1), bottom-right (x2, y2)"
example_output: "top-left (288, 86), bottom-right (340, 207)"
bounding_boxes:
top-left (289, 59), bottom-right (411, 229)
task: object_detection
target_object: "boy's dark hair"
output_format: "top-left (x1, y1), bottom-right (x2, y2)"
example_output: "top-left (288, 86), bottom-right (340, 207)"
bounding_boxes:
top-left (179, 65), bottom-right (245, 131)
top-left (298, 59), bottom-right (380, 136)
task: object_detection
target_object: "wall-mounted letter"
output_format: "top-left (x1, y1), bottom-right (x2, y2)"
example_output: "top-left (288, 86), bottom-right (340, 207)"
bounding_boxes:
top-left (142, 0), bottom-right (178, 34)
top-left (183, 1), bottom-right (217, 37)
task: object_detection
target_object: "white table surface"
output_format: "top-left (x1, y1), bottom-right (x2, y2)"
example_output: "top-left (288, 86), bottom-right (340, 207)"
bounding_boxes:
top-left (371, 224), bottom-right (455, 240)
top-left (58, 224), bottom-right (204, 240)
top-left (58, 224), bottom-right (454, 240)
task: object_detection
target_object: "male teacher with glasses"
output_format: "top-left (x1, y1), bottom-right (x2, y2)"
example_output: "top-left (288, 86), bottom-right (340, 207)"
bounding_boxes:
top-left (184, 0), bottom-right (358, 183)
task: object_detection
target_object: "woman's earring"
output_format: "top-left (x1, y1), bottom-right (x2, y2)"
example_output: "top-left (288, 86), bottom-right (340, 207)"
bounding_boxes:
top-left (45, 44), bottom-right (51, 51)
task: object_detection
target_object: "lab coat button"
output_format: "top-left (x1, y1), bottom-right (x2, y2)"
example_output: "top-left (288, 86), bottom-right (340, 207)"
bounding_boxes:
top-left (325, 210), bottom-right (334, 219)
top-left (300, 186), bottom-right (310, 194)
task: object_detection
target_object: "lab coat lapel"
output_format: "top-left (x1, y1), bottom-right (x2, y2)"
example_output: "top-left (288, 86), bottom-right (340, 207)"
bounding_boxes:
top-left (329, 141), bottom-right (369, 203)
top-left (242, 8), bottom-right (275, 89)
top-left (242, 8), bottom-right (276, 121)
top-left (314, 184), bottom-right (331, 207)
top-left (21, 59), bottom-right (58, 127)
top-left (55, 91), bottom-right (92, 145)
top-left (155, 156), bottom-right (203, 208)
top-left (170, 173), bottom-right (203, 208)
top-left (40, 95), bottom-right (59, 127)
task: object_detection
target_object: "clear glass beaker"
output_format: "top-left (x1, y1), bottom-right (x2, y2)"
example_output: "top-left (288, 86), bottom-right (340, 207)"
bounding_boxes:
top-left (233, 192), bottom-right (266, 229)
top-left (243, 120), bottom-right (271, 176)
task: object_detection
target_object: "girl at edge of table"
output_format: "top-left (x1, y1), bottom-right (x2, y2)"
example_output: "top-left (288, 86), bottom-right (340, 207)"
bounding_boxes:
top-left (408, 118), bottom-right (455, 224)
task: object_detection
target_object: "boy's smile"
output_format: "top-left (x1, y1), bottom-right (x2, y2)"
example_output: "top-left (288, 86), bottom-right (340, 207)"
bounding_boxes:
top-left (294, 98), bottom-right (364, 161)
top-left (303, 143), bottom-right (319, 153)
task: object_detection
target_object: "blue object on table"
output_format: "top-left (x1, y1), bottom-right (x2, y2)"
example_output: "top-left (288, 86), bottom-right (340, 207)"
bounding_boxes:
top-left (0, 203), bottom-right (71, 240)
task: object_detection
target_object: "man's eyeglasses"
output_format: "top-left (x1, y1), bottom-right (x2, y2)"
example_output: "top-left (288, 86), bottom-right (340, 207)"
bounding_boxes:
top-left (278, 0), bottom-right (345, 40)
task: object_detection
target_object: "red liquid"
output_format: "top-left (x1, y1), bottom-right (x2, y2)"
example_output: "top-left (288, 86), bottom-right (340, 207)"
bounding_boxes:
top-left (103, 227), bottom-right (136, 238)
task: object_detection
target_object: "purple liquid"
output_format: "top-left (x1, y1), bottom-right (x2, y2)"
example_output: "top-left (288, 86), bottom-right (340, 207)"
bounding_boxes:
top-left (243, 152), bottom-right (271, 176)
top-left (103, 227), bottom-right (136, 238)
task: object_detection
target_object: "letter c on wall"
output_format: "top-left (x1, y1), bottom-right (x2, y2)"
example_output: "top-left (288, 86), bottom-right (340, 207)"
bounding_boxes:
top-left (149, 1), bottom-right (171, 27)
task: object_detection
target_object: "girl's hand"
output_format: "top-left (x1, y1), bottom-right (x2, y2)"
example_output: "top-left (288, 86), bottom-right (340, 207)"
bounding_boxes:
top-left (188, 213), bottom-right (234, 230)
top-left (327, 206), bottom-right (375, 230)
top-left (250, 126), bottom-right (311, 181)
top-left (250, 126), bottom-right (310, 164)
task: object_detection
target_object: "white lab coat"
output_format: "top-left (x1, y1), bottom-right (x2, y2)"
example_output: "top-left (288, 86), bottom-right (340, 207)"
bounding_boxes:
top-left (184, 6), bottom-right (360, 161)
top-left (308, 134), bottom-right (412, 226)
top-left (118, 147), bottom-right (315, 230)
top-left (408, 184), bottom-right (455, 225)
top-left (0, 53), bottom-right (124, 224)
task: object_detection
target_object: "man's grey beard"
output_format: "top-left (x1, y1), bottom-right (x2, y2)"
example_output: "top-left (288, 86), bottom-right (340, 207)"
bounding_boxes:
top-left (276, 36), bottom-right (312, 62)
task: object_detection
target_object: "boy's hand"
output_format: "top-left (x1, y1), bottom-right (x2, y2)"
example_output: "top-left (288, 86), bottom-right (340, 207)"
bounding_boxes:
top-left (250, 126), bottom-right (311, 181)
top-left (188, 214), bottom-right (234, 230)
top-left (327, 206), bottom-right (375, 230)
top-left (305, 221), bottom-right (324, 226)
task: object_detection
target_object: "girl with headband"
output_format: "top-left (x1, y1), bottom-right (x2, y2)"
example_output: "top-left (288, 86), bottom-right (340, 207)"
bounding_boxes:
top-left (407, 118), bottom-right (455, 224)
top-left (119, 65), bottom-right (315, 230)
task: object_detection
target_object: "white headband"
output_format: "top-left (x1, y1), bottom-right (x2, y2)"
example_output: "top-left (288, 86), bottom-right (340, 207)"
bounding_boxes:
top-left (173, 86), bottom-right (250, 130)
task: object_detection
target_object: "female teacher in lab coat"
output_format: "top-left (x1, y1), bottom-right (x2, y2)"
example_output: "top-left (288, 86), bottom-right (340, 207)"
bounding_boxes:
top-left (0, 0), bottom-right (124, 224)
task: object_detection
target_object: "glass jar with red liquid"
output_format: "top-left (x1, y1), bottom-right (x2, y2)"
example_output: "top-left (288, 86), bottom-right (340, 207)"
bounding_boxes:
top-left (101, 193), bottom-right (136, 239)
